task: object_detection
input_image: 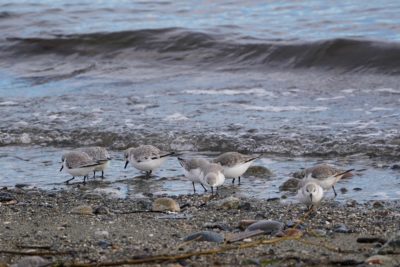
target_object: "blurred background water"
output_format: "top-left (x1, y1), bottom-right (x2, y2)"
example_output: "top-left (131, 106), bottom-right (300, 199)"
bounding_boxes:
top-left (0, 0), bottom-right (399, 201)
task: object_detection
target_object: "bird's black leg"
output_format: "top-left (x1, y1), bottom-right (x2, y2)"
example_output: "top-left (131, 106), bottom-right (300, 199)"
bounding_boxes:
top-left (211, 187), bottom-right (214, 195)
top-left (232, 178), bottom-right (235, 184)
top-left (93, 171), bottom-right (96, 179)
top-left (192, 182), bottom-right (196, 193)
top-left (64, 177), bottom-right (75, 184)
top-left (200, 183), bottom-right (207, 192)
top-left (101, 171), bottom-right (104, 179)
top-left (146, 170), bottom-right (152, 178)
top-left (83, 176), bottom-right (87, 184)
top-left (332, 185), bottom-right (337, 197)
top-left (238, 176), bottom-right (241, 185)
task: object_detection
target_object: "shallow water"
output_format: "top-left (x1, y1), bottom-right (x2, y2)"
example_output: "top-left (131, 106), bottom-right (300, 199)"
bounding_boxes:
top-left (1, 146), bottom-right (399, 202)
top-left (0, 1), bottom-right (400, 201)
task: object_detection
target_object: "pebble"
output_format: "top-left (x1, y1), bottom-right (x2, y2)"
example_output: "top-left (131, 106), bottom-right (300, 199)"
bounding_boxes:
top-left (211, 196), bottom-right (241, 210)
top-left (94, 206), bottom-right (110, 215)
top-left (313, 229), bottom-right (327, 237)
top-left (183, 231), bottom-right (224, 243)
top-left (365, 255), bottom-right (397, 266)
top-left (357, 237), bottom-right (387, 244)
top-left (279, 178), bottom-right (300, 192)
top-left (70, 205), bottom-right (94, 215)
top-left (353, 187), bottom-right (362, 191)
top-left (0, 192), bottom-right (14, 202)
top-left (97, 240), bottom-right (112, 249)
top-left (203, 222), bottom-right (231, 231)
top-left (152, 198), bottom-right (180, 212)
top-left (10, 256), bottom-right (50, 267)
top-left (95, 230), bottom-right (110, 239)
top-left (373, 201), bottom-right (384, 208)
top-left (246, 220), bottom-right (284, 235)
top-left (333, 223), bottom-right (352, 233)
top-left (243, 166), bottom-right (273, 178)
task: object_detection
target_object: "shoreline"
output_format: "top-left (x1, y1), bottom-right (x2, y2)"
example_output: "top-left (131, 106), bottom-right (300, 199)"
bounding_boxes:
top-left (0, 186), bottom-right (399, 266)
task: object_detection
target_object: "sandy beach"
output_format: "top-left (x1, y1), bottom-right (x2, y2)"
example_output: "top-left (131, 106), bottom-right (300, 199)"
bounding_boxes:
top-left (1, 185), bottom-right (399, 266)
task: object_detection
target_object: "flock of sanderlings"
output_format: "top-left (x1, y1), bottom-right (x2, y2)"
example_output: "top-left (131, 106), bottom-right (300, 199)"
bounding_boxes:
top-left (60, 146), bottom-right (354, 210)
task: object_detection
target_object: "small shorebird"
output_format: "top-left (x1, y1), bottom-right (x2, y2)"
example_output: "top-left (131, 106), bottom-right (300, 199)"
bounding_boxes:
top-left (60, 151), bottom-right (102, 184)
top-left (124, 145), bottom-right (174, 177)
top-left (178, 157), bottom-right (209, 193)
top-left (297, 182), bottom-right (324, 210)
top-left (79, 146), bottom-right (111, 178)
top-left (301, 168), bottom-right (354, 197)
top-left (213, 152), bottom-right (259, 185)
top-left (201, 163), bottom-right (225, 195)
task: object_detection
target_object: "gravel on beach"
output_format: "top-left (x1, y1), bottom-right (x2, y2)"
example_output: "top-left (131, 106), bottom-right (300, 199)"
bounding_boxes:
top-left (0, 186), bottom-right (399, 266)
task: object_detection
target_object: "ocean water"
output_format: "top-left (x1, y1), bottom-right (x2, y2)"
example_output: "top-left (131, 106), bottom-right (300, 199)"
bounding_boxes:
top-left (0, 0), bottom-right (400, 201)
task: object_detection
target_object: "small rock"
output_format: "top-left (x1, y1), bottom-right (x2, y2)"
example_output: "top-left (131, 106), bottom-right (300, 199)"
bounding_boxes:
top-left (183, 231), bottom-right (224, 243)
top-left (137, 199), bottom-right (152, 210)
top-left (391, 164), bottom-right (400, 170)
top-left (0, 192), bottom-right (14, 202)
top-left (333, 223), bottom-right (352, 233)
top-left (94, 206), bottom-right (110, 215)
top-left (357, 237), bottom-right (387, 244)
top-left (211, 196), bottom-right (241, 210)
top-left (313, 229), bottom-right (327, 237)
top-left (378, 231), bottom-right (400, 254)
top-left (246, 220), bottom-right (284, 235)
top-left (243, 166), bottom-right (273, 178)
top-left (95, 230), bottom-right (110, 239)
top-left (70, 205), bottom-right (93, 215)
top-left (353, 187), bottom-right (362, 191)
top-left (97, 240), bottom-right (112, 249)
top-left (346, 200), bottom-right (358, 207)
top-left (240, 202), bottom-right (252, 211)
top-left (373, 201), bottom-right (384, 208)
top-left (15, 183), bottom-right (29, 189)
top-left (152, 198), bottom-right (180, 212)
top-left (10, 256), bottom-right (50, 267)
top-left (340, 187), bottom-right (348, 194)
top-left (365, 255), bottom-right (397, 266)
top-left (283, 228), bottom-right (303, 238)
top-left (279, 178), bottom-right (300, 192)
top-left (238, 220), bottom-right (257, 230)
top-left (203, 222), bottom-right (231, 231)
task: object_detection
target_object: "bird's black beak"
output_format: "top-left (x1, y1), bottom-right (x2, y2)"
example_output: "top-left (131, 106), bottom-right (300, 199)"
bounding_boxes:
top-left (309, 193), bottom-right (313, 202)
top-left (60, 165), bottom-right (64, 172)
top-left (124, 161), bottom-right (129, 169)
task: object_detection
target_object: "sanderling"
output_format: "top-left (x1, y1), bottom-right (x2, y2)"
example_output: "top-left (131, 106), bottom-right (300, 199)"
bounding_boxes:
top-left (213, 152), bottom-right (259, 185)
top-left (79, 146), bottom-right (111, 178)
top-left (124, 145), bottom-right (174, 177)
top-left (297, 182), bottom-right (324, 210)
top-left (301, 168), bottom-right (354, 197)
top-left (178, 157), bottom-right (209, 193)
top-left (201, 163), bottom-right (225, 195)
top-left (60, 151), bottom-right (102, 184)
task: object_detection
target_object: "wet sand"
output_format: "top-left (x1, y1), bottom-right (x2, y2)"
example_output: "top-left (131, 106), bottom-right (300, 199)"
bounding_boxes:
top-left (0, 186), bottom-right (399, 266)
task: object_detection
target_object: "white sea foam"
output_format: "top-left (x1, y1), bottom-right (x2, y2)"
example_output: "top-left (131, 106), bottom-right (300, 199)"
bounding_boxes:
top-left (239, 104), bottom-right (328, 113)
top-left (370, 107), bottom-right (394, 111)
top-left (164, 113), bottom-right (189, 121)
top-left (376, 88), bottom-right (400, 94)
top-left (341, 89), bottom-right (356, 94)
top-left (315, 96), bottom-right (345, 101)
top-left (184, 88), bottom-right (275, 97)
top-left (0, 101), bottom-right (18, 106)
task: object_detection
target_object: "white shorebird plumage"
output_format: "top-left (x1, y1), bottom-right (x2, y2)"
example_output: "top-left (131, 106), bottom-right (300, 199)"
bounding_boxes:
top-left (297, 182), bottom-right (324, 210)
top-left (213, 152), bottom-right (259, 185)
top-left (178, 157), bottom-right (209, 193)
top-left (301, 169), bottom-right (354, 197)
top-left (60, 151), bottom-right (102, 184)
top-left (124, 145), bottom-right (174, 177)
top-left (201, 163), bottom-right (225, 195)
top-left (79, 146), bottom-right (111, 178)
